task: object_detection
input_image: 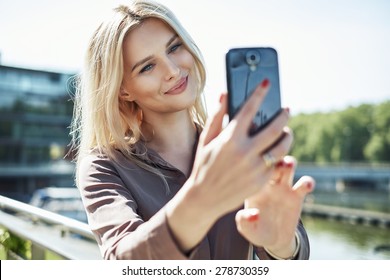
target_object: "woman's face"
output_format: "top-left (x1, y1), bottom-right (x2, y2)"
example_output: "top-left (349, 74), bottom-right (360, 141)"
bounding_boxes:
top-left (121, 18), bottom-right (197, 118)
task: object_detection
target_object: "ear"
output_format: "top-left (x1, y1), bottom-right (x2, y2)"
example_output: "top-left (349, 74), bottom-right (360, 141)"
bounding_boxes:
top-left (119, 87), bottom-right (134, 101)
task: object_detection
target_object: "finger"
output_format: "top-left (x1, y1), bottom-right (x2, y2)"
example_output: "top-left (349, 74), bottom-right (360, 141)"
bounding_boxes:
top-left (236, 208), bottom-right (260, 223)
top-left (235, 208), bottom-right (260, 235)
top-left (292, 176), bottom-right (316, 199)
top-left (276, 156), bottom-right (297, 187)
top-left (233, 79), bottom-right (270, 134)
top-left (199, 93), bottom-right (227, 147)
top-left (269, 155), bottom-right (296, 184)
top-left (252, 109), bottom-right (290, 154)
top-left (260, 127), bottom-right (293, 169)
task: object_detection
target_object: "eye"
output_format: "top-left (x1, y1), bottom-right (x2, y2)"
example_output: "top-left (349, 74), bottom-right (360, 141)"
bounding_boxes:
top-left (139, 64), bottom-right (154, 74)
top-left (168, 43), bottom-right (183, 54)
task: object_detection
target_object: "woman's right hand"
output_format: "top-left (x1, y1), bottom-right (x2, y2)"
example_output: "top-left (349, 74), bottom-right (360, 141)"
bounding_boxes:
top-left (165, 80), bottom-right (292, 252)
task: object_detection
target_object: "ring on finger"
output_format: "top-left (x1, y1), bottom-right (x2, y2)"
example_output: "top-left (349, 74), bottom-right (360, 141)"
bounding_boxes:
top-left (262, 152), bottom-right (277, 168)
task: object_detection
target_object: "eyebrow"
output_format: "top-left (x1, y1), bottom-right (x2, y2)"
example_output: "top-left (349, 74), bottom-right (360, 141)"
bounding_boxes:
top-left (131, 34), bottom-right (179, 72)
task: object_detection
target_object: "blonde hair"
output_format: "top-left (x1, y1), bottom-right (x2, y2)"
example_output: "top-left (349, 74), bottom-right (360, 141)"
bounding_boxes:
top-left (71, 0), bottom-right (207, 184)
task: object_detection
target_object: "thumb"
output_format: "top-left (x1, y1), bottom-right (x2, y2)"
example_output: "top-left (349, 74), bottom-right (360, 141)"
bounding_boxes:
top-left (235, 208), bottom-right (260, 234)
top-left (198, 93), bottom-right (227, 147)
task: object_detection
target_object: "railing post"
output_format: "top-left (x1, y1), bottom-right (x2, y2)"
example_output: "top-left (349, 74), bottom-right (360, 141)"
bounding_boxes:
top-left (31, 242), bottom-right (45, 260)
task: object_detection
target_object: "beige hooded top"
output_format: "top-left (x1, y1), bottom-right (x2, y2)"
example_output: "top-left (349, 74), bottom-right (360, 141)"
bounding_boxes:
top-left (78, 140), bottom-right (310, 260)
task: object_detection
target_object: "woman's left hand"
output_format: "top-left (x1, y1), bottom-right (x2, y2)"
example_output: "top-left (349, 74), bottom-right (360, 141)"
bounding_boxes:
top-left (235, 156), bottom-right (315, 259)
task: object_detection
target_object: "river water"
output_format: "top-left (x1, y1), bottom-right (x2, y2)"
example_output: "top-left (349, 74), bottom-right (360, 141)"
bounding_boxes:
top-left (303, 216), bottom-right (390, 260)
top-left (302, 189), bottom-right (390, 260)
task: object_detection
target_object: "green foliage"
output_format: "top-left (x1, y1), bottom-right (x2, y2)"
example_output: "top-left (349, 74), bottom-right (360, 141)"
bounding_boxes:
top-left (289, 101), bottom-right (390, 163)
top-left (364, 101), bottom-right (390, 162)
top-left (0, 227), bottom-right (31, 259)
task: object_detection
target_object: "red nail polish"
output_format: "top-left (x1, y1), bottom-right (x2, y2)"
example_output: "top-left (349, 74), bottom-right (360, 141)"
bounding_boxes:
top-left (261, 79), bottom-right (270, 88)
top-left (286, 161), bottom-right (294, 168)
top-left (275, 160), bottom-right (285, 168)
top-left (248, 213), bottom-right (259, 222)
top-left (306, 181), bottom-right (313, 190)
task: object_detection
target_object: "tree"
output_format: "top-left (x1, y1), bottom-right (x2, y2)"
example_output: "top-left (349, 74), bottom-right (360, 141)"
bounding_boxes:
top-left (364, 101), bottom-right (390, 162)
top-left (289, 101), bottom-right (389, 164)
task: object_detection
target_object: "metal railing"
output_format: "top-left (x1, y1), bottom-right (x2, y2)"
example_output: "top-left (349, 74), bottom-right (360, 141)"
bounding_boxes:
top-left (0, 195), bottom-right (101, 260)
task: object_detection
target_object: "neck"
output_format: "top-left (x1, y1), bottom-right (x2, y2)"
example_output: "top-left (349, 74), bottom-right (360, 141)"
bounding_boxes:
top-left (142, 110), bottom-right (197, 153)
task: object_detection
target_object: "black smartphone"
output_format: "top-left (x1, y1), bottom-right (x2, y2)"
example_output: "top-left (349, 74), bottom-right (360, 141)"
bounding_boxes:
top-left (226, 47), bottom-right (282, 135)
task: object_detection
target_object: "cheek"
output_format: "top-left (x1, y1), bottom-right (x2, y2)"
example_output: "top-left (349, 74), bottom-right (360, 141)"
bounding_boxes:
top-left (183, 51), bottom-right (196, 69)
top-left (125, 77), bottom-right (160, 101)
top-left (187, 56), bottom-right (198, 93)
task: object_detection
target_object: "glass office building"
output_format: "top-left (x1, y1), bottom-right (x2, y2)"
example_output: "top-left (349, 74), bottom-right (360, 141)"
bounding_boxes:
top-left (0, 64), bottom-right (76, 201)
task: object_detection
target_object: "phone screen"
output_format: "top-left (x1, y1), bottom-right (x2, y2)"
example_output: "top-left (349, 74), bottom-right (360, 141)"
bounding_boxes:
top-left (226, 47), bottom-right (282, 135)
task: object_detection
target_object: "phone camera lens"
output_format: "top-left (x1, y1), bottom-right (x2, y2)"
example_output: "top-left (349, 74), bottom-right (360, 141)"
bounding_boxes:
top-left (246, 50), bottom-right (260, 66)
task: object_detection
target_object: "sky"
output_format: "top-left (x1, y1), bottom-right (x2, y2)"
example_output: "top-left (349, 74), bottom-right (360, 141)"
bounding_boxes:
top-left (0, 0), bottom-right (389, 115)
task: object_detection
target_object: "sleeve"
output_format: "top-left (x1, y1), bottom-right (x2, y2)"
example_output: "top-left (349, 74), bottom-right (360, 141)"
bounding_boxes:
top-left (77, 154), bottom-right (191, 260)
top-left (253, 219), bottom-right (310, 260)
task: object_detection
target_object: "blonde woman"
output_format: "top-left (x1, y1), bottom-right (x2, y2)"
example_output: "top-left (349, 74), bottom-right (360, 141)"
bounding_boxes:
top-left (71, 0), bottom-right (315, 260)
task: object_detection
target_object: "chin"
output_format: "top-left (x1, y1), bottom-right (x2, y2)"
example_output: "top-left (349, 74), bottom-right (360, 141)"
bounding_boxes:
top-left (165, 94), bottom-right (197, 113)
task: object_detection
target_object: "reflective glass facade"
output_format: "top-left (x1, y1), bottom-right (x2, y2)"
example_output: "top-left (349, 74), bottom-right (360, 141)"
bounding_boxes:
top-left (0, 65), bottom-right (76, 201)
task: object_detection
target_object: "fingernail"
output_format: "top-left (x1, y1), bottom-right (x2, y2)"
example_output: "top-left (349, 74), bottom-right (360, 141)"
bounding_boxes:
top-left (306, 181), bottom-right (313, 190)
top-left (261, 78), bottom-right (270, 88)
top-left (275, 160), bottom-right (284, 168)
top-left (248, 213), bottom-right (259, 222)
top-left (286, 161), bottom-right (294, 168)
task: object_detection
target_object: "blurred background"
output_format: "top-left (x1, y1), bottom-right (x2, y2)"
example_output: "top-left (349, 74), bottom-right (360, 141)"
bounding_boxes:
top-left (0, 0), bottom-right (389, 260)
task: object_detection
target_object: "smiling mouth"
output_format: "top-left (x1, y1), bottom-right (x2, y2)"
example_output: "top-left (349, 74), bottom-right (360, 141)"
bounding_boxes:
top-left (165, 76), bottom-right (188, 95)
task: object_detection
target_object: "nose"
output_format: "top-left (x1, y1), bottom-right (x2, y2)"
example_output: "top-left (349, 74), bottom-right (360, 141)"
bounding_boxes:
top-left (163, 56), bottom-right (180, 81)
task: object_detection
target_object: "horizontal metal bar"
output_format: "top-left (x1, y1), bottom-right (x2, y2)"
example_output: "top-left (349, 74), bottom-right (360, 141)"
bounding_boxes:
top-left (0, 195), bottom-right (94, 241)
top-left (0, 210), bottom-right (101, 259)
